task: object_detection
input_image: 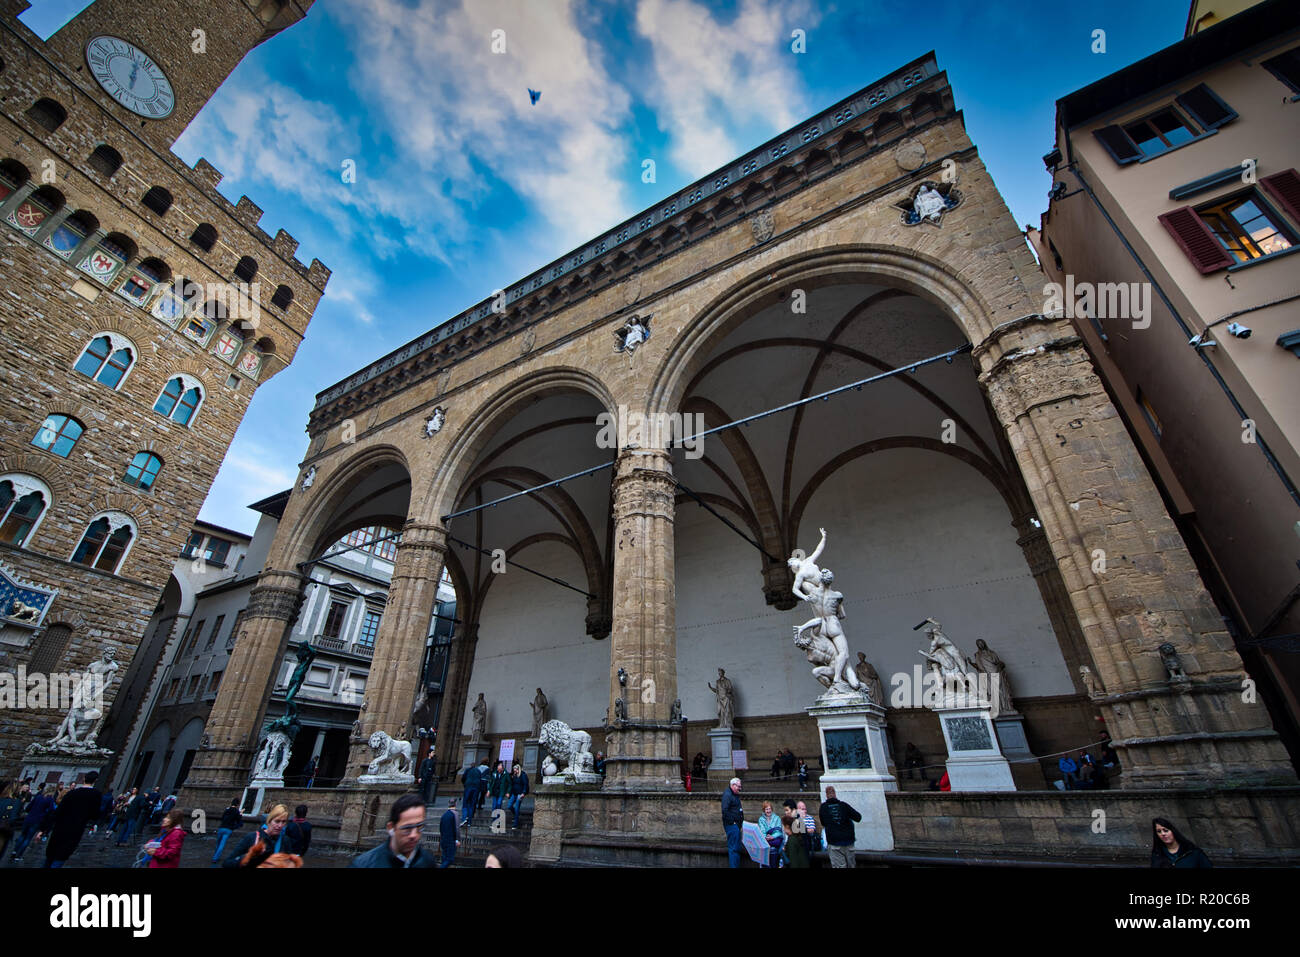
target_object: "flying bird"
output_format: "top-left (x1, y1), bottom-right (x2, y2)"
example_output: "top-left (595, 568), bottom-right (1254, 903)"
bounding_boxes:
top-left (528, 88), bottom-right (541, 105)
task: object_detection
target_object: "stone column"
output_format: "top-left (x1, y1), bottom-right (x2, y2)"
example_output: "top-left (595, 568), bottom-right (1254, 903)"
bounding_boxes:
top-left (976, 316), bottom-right (1294, 787)
top-left (436, 620), bottom-right (479, 779)
top-left (604, 448), bottom-right (682, 790)
top-left (344, 520), bottom-right (447, 782)
top-left (184, 569), bottom-right (306, 790)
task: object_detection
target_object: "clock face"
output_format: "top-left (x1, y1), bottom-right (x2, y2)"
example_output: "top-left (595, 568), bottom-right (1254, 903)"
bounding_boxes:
top-left (85, 36), bottom-right (174, 119)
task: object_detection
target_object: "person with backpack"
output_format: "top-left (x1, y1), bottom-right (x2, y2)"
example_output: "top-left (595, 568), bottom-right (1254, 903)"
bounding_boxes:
top-left (461, 761), bottom-right (482, 828)
top-left (223, 805), bottom-right (299, 868)
top-left (285, 804), bottom-right (312, 858)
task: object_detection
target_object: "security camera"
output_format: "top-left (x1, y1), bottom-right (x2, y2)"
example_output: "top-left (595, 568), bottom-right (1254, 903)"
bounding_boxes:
top-left (1189, 333), bottom-right (1217, 348)
top-left (1226, 322), bottom-right (1252, 339)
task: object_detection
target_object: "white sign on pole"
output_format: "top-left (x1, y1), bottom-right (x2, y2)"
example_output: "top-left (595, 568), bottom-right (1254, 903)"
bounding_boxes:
top-left (499, 739), bottom-right (516, 764)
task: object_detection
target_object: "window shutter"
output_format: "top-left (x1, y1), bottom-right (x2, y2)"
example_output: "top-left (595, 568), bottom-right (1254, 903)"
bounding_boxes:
top-left (1175, 84), bottom-right (1237, 129)
top-left (1157, 206), bottom-right (1234, 274)
top-left (1260, 169), bottom-right (1300, 225)
top-left (1093, 125), bottom-right (1142, 165)
top-left (1262, 47), bottom-right (1300, 94)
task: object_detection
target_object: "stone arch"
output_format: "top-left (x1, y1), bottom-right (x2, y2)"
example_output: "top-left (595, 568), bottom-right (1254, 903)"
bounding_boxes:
top-left (425, 365), bottom-right (617, 520)
top-left (0, 453), bottom-right (69, 500)
top-left (649, 244), bottom-right (996, 414)
top-left (280, 444), bottom-right (412, 568)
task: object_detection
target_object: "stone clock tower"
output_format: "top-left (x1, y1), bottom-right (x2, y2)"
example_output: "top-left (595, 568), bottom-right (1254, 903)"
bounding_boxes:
top-left (0, 0), bottom-right (328, 788)
top-left (43, 0), bottom-right (313, 150)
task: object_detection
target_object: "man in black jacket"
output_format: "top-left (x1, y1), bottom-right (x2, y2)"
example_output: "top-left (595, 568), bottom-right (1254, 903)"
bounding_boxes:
top-left (350, 793), bottom-right (437, 868)
top-left (461, 762), bottom-right (482, 828)
top-left (211, 798), bottom-right (243, 864)
top-left (720, 777), bottom-right (744, 868)
top-left (818, 786), bottom-right (862, 868)
top-left (418, 750), bottom-right (437, 803)
top-left (438, 799), bottom-right (459, 867)
top-left (44, 771), bottom-right (102, 868)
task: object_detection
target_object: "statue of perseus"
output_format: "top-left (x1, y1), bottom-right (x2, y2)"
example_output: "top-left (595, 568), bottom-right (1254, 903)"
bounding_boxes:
top-left (790, 528), bottom-right (860, 694)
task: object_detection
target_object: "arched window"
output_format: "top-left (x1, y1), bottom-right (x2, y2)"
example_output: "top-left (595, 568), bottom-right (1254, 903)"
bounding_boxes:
top-left (30, 414), bottom-right (84, 457)
top-left (154, 377), bottom-right (203, 426)
top-left (0, 159), bottom-right (30, 201)
top-left (25, 98), bottom-right (67, 133)
top-left (73, 334), bottom-right (135, 388)
top-left (0, 474), bottom-right (51, 546)
top-left (71, 512), bottom-right (136, 573)
top-left (190, 222), bottom-right (217, 252)
top-left (88, 144), bottom-right (123, 177)
top-left (141, 185), bottom-right (172, 216)
top-left (118, 256), bottom-right (169, 305)
top-left (123, 452), bottom-right (163, 490)
top-left (7, 184), bottom-right (63, 235)
top-left (78, 231), bottom-right (134, 285)
top-left (45, 209), bottom-right (97, 260)
top-left (271, 284), bottom-right (294, 309)
top-left (233, 256), bottom-right (258, 282)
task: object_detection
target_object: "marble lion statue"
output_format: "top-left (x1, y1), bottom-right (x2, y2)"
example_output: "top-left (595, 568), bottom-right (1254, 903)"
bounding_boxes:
top-left (366, 730), bottom-right (412, 776)
top-left (538, 719), bottom-right (593, 774)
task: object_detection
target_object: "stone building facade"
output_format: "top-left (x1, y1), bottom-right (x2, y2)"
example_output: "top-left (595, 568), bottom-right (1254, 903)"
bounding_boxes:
top-left (1032, 0), bottom-right (1300, 763)
top-left (184, 49), bottom-right (1296, 863)
top-left (0, 0), bottom-right (326, 783)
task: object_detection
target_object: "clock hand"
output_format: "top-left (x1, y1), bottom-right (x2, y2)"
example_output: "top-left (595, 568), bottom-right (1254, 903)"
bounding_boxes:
top-left (129, 63), bottom-right (139, 90)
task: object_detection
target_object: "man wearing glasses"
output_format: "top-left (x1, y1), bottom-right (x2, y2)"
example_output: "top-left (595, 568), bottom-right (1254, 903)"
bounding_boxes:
top-left (349, 793), bottom-right (438, 868)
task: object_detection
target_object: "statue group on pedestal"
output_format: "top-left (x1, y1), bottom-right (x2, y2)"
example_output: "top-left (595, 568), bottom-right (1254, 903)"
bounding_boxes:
top-left (789, 528), bottom-right (863, 696)
top-left (29, 646), bottom-right (119, 756)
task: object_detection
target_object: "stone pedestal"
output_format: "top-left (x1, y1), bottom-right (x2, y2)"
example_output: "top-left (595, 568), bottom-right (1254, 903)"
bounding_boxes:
top-left (993, 712), bottom-right (1043, 790)
top-left (937, 704), bottom-right (1015, 791)
top-left (707, 727), bottom-right (744, 774)
top-left (462, 740), bottom-right (490, 771)
top-left (20, 747), bottom-right (111, 787)
top-left (240, 785), bottom-right (267, 815)
top-left (808, 691), bottom-right (895, 851)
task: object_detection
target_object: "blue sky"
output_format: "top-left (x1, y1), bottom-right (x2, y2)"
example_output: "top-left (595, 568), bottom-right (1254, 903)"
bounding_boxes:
top-left (24, 0), bottom-right (1190, 535)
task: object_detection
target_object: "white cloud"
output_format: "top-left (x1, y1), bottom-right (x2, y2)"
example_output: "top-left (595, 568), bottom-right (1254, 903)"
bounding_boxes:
top-left (333, 0), bottom-right (637, 251)
top-left (635, 0), bottom-right (817, 176)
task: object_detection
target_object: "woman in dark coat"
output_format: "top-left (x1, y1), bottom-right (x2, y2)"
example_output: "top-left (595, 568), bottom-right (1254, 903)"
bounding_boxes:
top-left (782, 809), bottom-right (810, 868)
top-left (1151, 817), bottom-right (1213, 868)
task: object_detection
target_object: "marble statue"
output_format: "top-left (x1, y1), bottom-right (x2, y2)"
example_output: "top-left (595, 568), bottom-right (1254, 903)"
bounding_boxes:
top-left (969, 639), bottom-right (1015, 714)
top-left (538, 719), bottom-right (594, 777)
top-left (707, 668), bottom-right (736, 728)
top-left (301, 466), bottom-right (316, 490)
top-left (1079, 665), bottom-right (1102, 697)
top-left (365, 730), bottom-right (413, 779)
top-left (351, 698), bottom-right (367, 741)
top-left (1159, 642), bottom-right (1188, 681)
top-left (790, 528), bottom-right (860, 693)
top-left (614, 697), bottom-right (627, 722)
top-left (670, 698), bottom-right (683, 723)
top-left (614, 314), bottom-right (650, 364)
top-left (424, 407), bottom-right (446, 437)
top-left (471, 692), bottom-right (487, 740)
top-left (541, 754), bottom-right (559, 776)
top-left (45, 647), bottom-right (119, 750)
top-left (854, 653), bottom-right (884, 705)
top-left (913, 184), bottom-right (948, 223)
top-left (252, 730), bottom-right (292, 782)
top-left (917, 618), bottom-right (976, 694)
top-left (530, 688), bottom-right (549, 737)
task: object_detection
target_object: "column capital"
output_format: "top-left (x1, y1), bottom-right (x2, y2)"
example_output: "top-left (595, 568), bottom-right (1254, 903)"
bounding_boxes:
top-left (244, 569), bottom-right (309, 622)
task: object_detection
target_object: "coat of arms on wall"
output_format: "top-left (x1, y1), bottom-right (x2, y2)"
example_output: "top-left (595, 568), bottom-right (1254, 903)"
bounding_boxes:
top-left (751, 209), bottom-right (775, 244)
top-left (896, 181), bottom-right (962, 227)
top-left (0, 560), bottom-right (57, 630)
